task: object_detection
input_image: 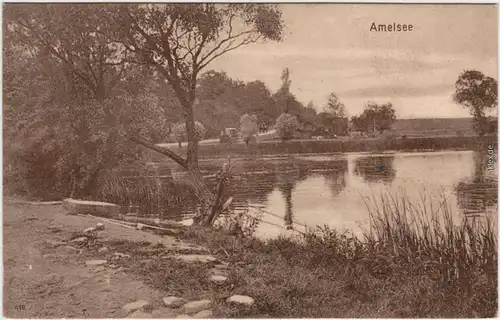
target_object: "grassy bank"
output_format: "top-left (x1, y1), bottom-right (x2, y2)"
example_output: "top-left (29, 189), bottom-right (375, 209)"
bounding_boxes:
top-left (113, 193), bottom-right (497, 318)
top-left (148, 135), bottom-right (497, 160)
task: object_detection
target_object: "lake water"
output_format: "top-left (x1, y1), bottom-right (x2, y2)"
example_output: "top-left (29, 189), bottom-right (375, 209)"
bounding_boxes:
top-left (157, 150), bottom-right (497, 239)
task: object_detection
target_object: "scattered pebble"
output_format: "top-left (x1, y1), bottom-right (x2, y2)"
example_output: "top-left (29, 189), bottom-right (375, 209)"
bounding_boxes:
top-left (152, 307), bottom-right (177, 318)
top-left (210, 268), bottom-right (226, 276)
top-left (85, 260), bottom-right (107, 266)
top-left (45, 240), bottom-right (66, 248)
top-left (122, 300), bottom-right (150, 315)
top-left (114, 252), bottom-right (131, 259)
top-left (98, 247), bottom-right (109, 253)
top-left (127, 310), bottom-right (152, 318)
top-left (93, 266), bottom-right (106, 273)
top-left (193, 310), bottom-right (213, 318)
top-left (213, 263), bottom-right (229, 270)
top-left (136, 223), bottom-right (145, 231)
top-left (209, 275), bottom-right (228, 283)
top-left (57, 245), bottom-right (79, 254)
top-left (175, 254), bottom-right (217, 264)
top-left (163, 296), bottom-right (184, 308)
top-left (182, 300), bottom-right (212, 314)
top-left (95, 222), bottom-right (105, 230)
top-left (47, 225), bottom-right (62, 233)
top-left (83, 227), bottom-right (96, 234)
top-left (227, 295), bottom-right (255, 306)
top-left (70, 237), bottom-right (88, 244)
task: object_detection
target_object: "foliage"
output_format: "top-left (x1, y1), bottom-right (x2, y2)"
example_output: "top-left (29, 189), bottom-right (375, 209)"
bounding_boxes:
top-left (195, 71), bottom-right (277, 137)
top-left (325, 92), bottom-right (346, 118)
top-left (3, 19), bottom-right (170, 199)
top-left (351, 102), bottom-right (396, 134)
top-left (240, 114), bottom-right (258, 140)
top-left (171, 121), bottom-right (207, 145)
top-left (350, 114), bottom-right (369, 133)
top-left (453, 70), bottom-right (498, 136)
top-left (275, 113), bottom-right (299, 141)
top-left (106, 3), bottom-right (284, 169)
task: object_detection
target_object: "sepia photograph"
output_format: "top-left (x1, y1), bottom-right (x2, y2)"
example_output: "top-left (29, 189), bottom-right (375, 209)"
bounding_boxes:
top-left (2, 2), bottom-right (498, 319)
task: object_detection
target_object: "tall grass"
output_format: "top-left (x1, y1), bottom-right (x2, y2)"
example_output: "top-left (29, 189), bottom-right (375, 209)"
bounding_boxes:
top-left (361, 192), bottom-right (497, 291)
top-left (178, 191), bottom-right (497, 317)
top-left (91, 172), bottom-right (198, 216)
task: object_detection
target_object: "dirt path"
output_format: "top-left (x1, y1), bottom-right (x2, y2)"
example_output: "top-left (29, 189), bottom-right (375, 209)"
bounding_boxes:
top-left (3, 202), bottom-right (211, 318)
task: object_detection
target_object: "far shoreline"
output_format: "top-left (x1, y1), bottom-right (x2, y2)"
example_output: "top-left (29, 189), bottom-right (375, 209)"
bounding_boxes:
top-left (146, 135), bottom-right (497, 162)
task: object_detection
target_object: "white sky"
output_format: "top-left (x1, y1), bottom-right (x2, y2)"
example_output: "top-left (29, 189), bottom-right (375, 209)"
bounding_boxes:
top-left (209, 4), bottom-right (498, 119)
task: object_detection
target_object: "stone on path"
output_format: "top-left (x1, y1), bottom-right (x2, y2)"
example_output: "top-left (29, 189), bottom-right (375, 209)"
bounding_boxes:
top-left (57, 245), bottom-right (79, 254)
top-left (83, 227), bottom-right (96, 234)
top-left (209, 275), bottom-right (228, 283)
top-left (182, 300), bottom-right (212, 314)
top-left (95, 222), bottom-right (105, 230)
top-left (46, 240), bottom-right (66, 248)
top-left (70, 237), bottom-right (88, 244)
top-left (163, 296), bottom-right (184, 308)
top-left (114, 252), bottom-right (131, 259)
top-left (213, 263), bottom-right (229, 270)
top-left (175, 254), bottom-right (217, 264)
top-left (98, 246), bottom-right (109, 253)
top-left (63, 198), bottom-right (121, 218)
top-left (85, 260), bottom-right (107, 266)
top-left (152, 307), bottom-right (178, 318)
top-left (122, 300), bottom-right (150, 315)
top-left (47, 225), bottom-right (62, 233)
top-left (93, 266), bottom-right (106, 273)
top-left (227, 295), bottom-right (255, 307)
top-left (210, 268), bottom-right (227, 276)
top-left (127, 310), bottom-right (152, 318)
top-left (193, 310), bottom-right (213, 318)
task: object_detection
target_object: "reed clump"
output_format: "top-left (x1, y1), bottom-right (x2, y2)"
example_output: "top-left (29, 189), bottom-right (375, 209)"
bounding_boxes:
top-left (175, 192), bottom-right (497, 318)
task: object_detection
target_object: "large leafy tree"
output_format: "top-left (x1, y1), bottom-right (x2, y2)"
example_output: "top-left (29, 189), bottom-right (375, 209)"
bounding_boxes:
top-left (453, 70), bottom-right (498, 136)
top-left (3, 31), bottom-right (168, 199)
top-left (5, 3), bottom-right (285, 225)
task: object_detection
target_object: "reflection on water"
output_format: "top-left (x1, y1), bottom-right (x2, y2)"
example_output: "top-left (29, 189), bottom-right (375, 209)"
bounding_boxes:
top-left (153, 151), bottom-right (497, 239)
top-left (456, 151), bottom-right (498, 215)
top-left (354, 155), bottom-right (396, 184)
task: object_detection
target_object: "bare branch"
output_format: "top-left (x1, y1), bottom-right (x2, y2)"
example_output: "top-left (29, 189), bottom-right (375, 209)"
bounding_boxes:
top-left (199, 33), bottom-right (261, 70)
top-left (197, 29), bottom-right (256, 67)
top-left (124, 134), bottom-right (188, 169)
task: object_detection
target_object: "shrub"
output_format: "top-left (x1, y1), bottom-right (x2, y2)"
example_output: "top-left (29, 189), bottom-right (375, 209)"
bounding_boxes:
top-left (275, 113), bottom-right (299, 141)
top-left (171, 121), bottom-right (206, 146)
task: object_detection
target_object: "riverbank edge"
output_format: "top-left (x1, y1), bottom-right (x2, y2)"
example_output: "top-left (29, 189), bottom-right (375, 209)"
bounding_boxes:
top-left (6, 198), bottom-right (496, 318)
top-left (147, 135), bottom-right (497, 161)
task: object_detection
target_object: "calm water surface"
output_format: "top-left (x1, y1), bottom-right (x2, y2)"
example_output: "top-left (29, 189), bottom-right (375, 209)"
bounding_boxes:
top-left (161, 150), bottom-right (497, 239)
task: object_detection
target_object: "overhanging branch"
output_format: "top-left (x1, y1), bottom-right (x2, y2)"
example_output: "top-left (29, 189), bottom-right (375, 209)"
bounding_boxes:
top-left (125, 134), bottom-right (188, 169)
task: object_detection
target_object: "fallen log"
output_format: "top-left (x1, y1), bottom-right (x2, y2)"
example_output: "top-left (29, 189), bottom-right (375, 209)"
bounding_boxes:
top-left (63, 198), bottom-right (120, 218)
top-left (118, 216), bottom-right (184, 234)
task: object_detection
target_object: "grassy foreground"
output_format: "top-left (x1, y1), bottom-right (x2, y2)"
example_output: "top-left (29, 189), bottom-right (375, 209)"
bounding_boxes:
top-left (114, 193), bottom-right (497, 318)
